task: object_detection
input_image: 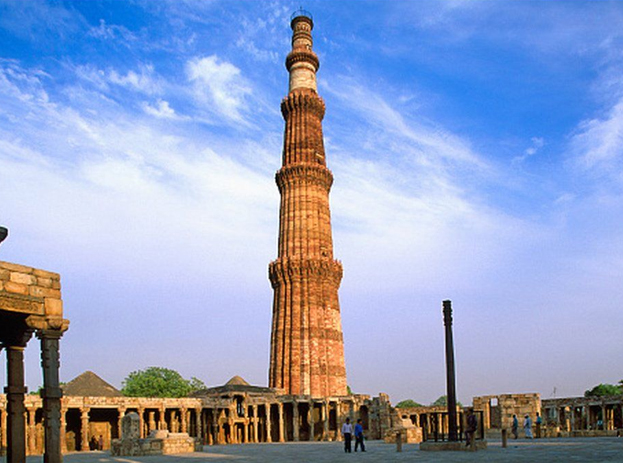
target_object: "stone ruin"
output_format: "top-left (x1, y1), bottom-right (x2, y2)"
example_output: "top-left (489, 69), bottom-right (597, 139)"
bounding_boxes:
top-left (111, 412), bottom-right (200, 456)
top-left (382, 404), bottom-right (423, 444)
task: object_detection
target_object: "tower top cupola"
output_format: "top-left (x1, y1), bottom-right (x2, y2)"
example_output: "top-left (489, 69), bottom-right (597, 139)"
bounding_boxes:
top-left (286, 8), bottom-right (319, 93)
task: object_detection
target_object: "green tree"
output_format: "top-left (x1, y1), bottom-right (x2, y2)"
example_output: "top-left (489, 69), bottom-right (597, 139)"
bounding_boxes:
top-left (584, 383), bottom-right (622, 398)
top-left (122, 367), bottom-right (206, 398)
top-left (347, 385), bottom-right (353, 395)
top-left (395, 399), bottom-right (422, 408)
top-left (432, 395), bottom-right (462, 407)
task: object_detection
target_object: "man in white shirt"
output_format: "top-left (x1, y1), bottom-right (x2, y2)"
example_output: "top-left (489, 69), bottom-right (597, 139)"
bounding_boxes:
top-left (341, 417), bottom-right (353, 453)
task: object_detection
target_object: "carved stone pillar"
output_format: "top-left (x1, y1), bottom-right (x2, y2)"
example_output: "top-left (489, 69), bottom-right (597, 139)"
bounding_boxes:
top-left (1, 407), bottom-right (7, 449)
top-left (80, 407), bottom-right (90, 451)
top-left (195, 408), bottom-right (202, 443)
top-left (293, 401), bottom-right (299, 442)
top-left (278, 403), bottom-right (285, 443)
top-left (265, 404), bottom-right (272, 443)
top-left (148, 411), bottom-right (156, 433)
top-left (335, 403), bottom-right (342, 442)
top-left (27, 407), bottom-right (36, 455)
top-left (322, 402), bottom-right (329, 441)
top-left (117, 407), bottom-right (126, 438)
top-left (38, 329), bottom-right (64, 463)
top-left (309, 402), bottom-right (315, 441)
top-left (252, 405), bottom-right (258, 443)
top-left (170, 410), bottom-right (178, 433)
top-left (5, 345), bottom-right (29, 463)
top-left (60, 407), bottom-right (67, 453)
top-left (138, 407), bottom-right (145, 438)
top-left (159, 406), bottom-right (166, 431)
top-left (180, 408), bottom-right (188, 433)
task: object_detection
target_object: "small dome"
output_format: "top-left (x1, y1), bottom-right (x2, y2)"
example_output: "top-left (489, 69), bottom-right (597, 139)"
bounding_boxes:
top-left (225, 375), bottom-right (250, 386)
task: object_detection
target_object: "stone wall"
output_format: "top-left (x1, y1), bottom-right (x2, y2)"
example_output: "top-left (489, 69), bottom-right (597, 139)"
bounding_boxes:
top-left (473, 393), bottom-right (541, 430)
top-left (0, 261), bottom-right (63, 323)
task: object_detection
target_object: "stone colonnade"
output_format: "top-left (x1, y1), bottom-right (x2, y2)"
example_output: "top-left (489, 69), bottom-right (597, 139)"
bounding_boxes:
top-left (0, 394), bottom-right (377, 455)
top-left (541, 398), bottom-right (623, 434)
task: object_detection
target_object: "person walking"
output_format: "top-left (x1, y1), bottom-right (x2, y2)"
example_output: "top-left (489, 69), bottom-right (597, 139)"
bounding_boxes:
top-left (535, 412), bottom-right (543, 438)
top-left (465, 409), bottom-right (478, 447)
top-left (523, 414), bottom-right (533, 439)
top-left (354, 418), bottom-right (366, 452)
top-left (511, 414), bottom-right (519, 439)
top-left (341, 418), bottom-right (353, 453)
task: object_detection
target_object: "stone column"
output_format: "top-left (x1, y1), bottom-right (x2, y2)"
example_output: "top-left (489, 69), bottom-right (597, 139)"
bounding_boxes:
top-left (309, 403), bottom-right (315, 441)
top-left (38, 330), bottom-right (64, 463)
top-left (116, 407), bottom-right (126, 438)
top-left (80, 407), bottom-right (90, 451)
top-left (148, 411), bottom-right (156, 434)
top-left (1, 408), bottom-right (7, 449)
top-left (60, 407), bottom-right (67, 453)
top-left (5, 345), bottom-right (28, 463)
top-left (293, 402), bottom-right (300, 442)
top-left (335, 403), bottom-right (342, 442)
top-left (159, 406), bottom-right (166, 430)
top-left (265, 404), bottom-right (272, 443)
top-left (278, 403), bottom-right (285, 442)
top-left (138, 407), bottom-right (145, 438)
top-left (252, 405), bottom-right (259, 443)
top-left (322, 402), bottom-right (329, 441)
top-left (601, 404), bottom-right (607, 430)
top-left (195, 408), bottom-right (202, 443)
top-left (181, 408), bottom-right (188, 433)
top-left (27, 407), bottom-right (36, 455)
top-left (171, 410), bottom-right (178, 433)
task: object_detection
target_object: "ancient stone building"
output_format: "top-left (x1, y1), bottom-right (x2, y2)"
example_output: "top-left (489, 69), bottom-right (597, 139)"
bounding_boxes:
top-left (1, 371), bottom-right (386, 455)
top-left (268, 10), bottom-right (347, 398)
top-left (541, 396), bottom-right (623, 436)
top-left (0, 258), bottom-right (69, 463)
top-left (472, 393), bottom-right (541, 431)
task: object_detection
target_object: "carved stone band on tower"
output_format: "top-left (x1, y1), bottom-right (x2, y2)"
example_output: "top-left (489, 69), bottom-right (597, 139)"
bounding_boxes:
top-left (268, 11), bottom-right (348, 398)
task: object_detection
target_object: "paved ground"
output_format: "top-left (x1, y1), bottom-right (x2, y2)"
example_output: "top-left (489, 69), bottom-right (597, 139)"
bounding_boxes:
top-left (21, 437), bottom-right (623, 462)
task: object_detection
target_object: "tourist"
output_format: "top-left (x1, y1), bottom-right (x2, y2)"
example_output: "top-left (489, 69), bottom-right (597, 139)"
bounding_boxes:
top-left (354, 418), bottom-right (365, 452)
top-left (341, 417), bottom-right (353, 453)
top-left (523, 414), bottom-right (533, 439)
top-left (98, 435), bottom-right (104, 450)
top-left (535, 412), bottom-right (543, 438)
top-left (89, 436), bottom-right (98, 451)
top-left (465, 409), bottom-right (477, 447)
top-left (511, 414), bottom-right (519, 439)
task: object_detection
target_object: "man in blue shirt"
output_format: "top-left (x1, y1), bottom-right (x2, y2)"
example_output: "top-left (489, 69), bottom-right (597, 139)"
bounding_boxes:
top-left (354, 419), bottom-right (366, 452)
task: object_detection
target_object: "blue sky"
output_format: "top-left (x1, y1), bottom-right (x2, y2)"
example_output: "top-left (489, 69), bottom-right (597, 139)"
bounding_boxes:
top-left (1, 0), bottom-right (622, 405)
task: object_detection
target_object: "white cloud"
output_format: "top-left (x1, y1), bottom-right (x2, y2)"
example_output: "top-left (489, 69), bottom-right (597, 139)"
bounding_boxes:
top-left (186, 55), bottom-right (251, 123)
top-left (75, 63), bottom-right (163, 96)
top-left (323, 76), bottom-right (488, 172)
top-left (142, 99), bottom-right (178, 119)
top-left (513, 136), bottom-right (545, 164)
top-left (571, 98), bottom-right (623, 176)
top-left (88, 19), bottom-right (138, 43)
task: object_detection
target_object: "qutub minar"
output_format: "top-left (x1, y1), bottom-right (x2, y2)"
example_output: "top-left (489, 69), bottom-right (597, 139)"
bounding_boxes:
top-left (268, 10), bottom-right (348, 398)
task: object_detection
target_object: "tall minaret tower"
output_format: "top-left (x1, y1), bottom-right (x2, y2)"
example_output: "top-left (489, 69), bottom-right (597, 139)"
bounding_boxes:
top-left (268, 10), bottom-right (347, 397)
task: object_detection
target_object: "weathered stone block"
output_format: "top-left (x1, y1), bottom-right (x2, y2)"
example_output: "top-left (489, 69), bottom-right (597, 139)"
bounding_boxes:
top-left (36, 277), bottom-right (53, 288)
top-left (44, 297), bottom-right (63, 316)
top-left (4, 281), bottom-right (29, 295)
top-left (10, 272), bottom-right (37, 285)
top-left (0, 262), bottom-right (33, 273)
top-left (29, 286), bottom-right (61, 299)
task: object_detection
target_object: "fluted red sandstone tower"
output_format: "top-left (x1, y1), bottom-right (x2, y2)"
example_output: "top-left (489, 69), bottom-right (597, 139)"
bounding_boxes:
top-left (268, 11), bottom-right (347, 397)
